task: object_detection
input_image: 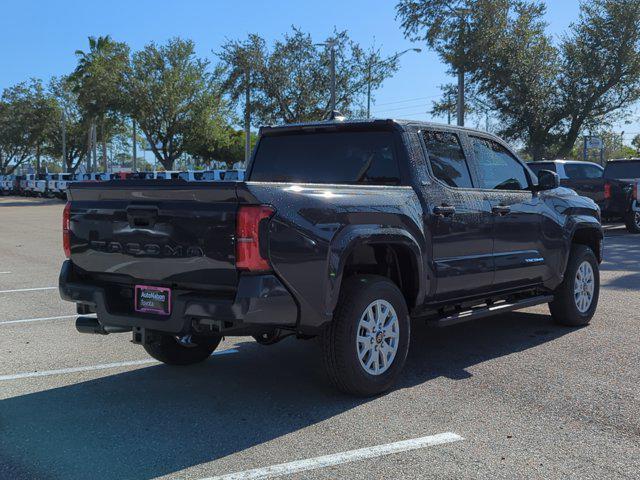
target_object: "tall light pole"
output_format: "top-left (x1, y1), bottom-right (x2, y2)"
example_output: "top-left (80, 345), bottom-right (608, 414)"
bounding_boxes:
top-left (366, 48), bottom-right (421, 118)
top-left (244, 68), bottom-right (251, 165)
top-left (315, 38), bottom-right (338, 117)
top-left (132, 119), bottom-right (137, 172)
top-left (61, 111), bottom-right (67, 171)
top-left (455, 8), bottom-right (472, 127)
top-left (328, 38), bottom-right (337, 114)
top-left (457, 67), bottom-right (464, 127)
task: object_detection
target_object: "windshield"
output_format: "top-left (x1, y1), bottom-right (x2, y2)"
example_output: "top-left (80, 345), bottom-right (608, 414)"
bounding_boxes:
top-left (604, 161), bottom-right (640, 179)
top-left (250, 130), bottom-right (401, 185)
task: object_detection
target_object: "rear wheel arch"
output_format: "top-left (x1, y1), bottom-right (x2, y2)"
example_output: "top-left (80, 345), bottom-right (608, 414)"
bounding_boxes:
top-left (330, 235), bottom-right (424, 314)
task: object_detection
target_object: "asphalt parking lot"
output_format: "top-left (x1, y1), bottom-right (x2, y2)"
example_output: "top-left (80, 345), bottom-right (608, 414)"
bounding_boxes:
top-left (1, 197), bottom-right (639, 480)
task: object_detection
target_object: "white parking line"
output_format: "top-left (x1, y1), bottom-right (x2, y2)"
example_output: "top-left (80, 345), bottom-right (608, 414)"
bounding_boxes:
top-left (0, 271), bottom-right (11, 274)
top-left (0, 314), bottom-right (81, 326)
top-left (0, 286), bottom-right (57, 294)
top-left (0, 349), bottom-right (239, 381)
top-left (202, 432), bottom-right (464, 480)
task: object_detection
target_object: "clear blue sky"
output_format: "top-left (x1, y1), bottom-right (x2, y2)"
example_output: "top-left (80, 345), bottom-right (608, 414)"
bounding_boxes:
top-left (0, 0), bottom-right (636, 141)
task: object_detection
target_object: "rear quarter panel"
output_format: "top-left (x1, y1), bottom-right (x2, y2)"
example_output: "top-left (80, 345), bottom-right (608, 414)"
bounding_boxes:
top-left (243, 182), bottom-right (425, 331)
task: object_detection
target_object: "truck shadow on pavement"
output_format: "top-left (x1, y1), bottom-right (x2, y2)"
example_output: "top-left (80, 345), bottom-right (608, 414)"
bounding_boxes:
top-left (0, 311), bottom-right (571, 480)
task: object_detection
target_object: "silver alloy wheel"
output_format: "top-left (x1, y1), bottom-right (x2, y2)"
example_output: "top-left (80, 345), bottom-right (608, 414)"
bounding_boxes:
top-left (356, 299), bottom-right (399, 376)
top-left (635, 212), bottom-right (640, 229)
top-left (574, 261), bottom-right (595, 313)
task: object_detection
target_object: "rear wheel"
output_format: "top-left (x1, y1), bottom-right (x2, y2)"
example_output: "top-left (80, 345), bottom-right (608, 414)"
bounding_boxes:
top-left (143, 334), bottom-right (221, 365)
top-left (322, 275), bottom-right (410, 397)
top-left (624, 211), bottom-right (640, 234)
top-left (549, 245), bottom-right (599, 326)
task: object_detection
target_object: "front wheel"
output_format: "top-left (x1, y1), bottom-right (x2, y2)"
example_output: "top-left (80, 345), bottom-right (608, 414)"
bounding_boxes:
top-left (549, 244), bottom-right (600, 326)
top-left (322, 275), bottom-right (410, 397)
top-left (624, 211), bottom-right (640, 234)
top-left (143, 334), bottom-right (221, 365)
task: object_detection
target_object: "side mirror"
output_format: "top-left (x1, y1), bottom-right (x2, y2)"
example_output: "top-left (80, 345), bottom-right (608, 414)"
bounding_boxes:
top-left (536, 169), bottom-right (560, 191)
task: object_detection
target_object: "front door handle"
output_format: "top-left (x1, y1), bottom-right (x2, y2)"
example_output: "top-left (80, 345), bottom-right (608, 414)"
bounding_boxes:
top-left (433, 205), bottom-right (456, 217)
top-left (492, 205), bottom-right (511, 216)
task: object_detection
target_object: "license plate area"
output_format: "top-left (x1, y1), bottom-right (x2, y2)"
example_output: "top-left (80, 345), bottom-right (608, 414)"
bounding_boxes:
top-left (135, 285), bottom-right (171, 316)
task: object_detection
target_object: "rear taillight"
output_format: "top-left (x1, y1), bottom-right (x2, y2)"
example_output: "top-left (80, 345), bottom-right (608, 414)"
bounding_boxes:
top-left (236, 205), bottom-right (275, 272)
top-left (604, 182), bottom-right (612, 200)
top-left (63, 202), bottom-right (71, 258)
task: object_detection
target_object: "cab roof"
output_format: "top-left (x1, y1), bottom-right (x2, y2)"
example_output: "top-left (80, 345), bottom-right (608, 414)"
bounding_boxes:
top-left (259, 117), bottom-right (496, 138)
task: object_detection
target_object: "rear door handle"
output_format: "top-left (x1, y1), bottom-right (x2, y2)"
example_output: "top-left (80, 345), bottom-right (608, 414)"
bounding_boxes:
top-left (492, 205), bottom-right (511, 216)
top-left (433, 205), bottom-right (456, 217)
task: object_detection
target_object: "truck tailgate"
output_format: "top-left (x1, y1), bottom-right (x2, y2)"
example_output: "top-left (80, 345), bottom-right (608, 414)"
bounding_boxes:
top-left (67, 180), bottom-right (240, 293)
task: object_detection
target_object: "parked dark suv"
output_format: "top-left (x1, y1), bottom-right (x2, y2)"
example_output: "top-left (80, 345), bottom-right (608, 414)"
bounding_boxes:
top-left (60, 119), bottom-right (602, 396)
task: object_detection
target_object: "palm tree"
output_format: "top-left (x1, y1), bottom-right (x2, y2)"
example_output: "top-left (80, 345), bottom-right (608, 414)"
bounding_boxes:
top-left (71, 36), bottom-right (129, 172)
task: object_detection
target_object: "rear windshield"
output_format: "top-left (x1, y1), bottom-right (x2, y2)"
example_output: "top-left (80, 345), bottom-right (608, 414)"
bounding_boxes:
top-left (527, 162), bottom-right (556, 175)
top-left (604, 161), bottom-right (640, 179)
top-left (250, 130), bottom-right (401, 185)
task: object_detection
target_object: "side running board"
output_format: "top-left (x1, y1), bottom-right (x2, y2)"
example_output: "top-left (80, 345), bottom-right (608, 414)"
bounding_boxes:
top-left (426, 295), bottom-right (554, 328)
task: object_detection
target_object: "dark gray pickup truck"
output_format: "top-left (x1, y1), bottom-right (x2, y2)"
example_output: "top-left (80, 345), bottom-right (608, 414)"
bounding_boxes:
top-left (60, 119), bottom-right (603, 396)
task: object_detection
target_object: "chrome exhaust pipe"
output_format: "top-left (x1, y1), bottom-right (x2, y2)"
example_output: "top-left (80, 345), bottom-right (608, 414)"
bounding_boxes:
top-left (75, 316), bottom-right (131, 335)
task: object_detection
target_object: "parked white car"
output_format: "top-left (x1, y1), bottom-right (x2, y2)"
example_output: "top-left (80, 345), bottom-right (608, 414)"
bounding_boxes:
top-left (21, 174), bottom-right (36, 195)
top-left (50, 173), bottom-right (74, 198)
top-left (32, 174), bottom-right (49, 196)
top-left (178, 170), bottom-right (225, 182)
top-left (154, 170), bottom-right (181, 180)
top-left (0, 175), bottom-right (9, 195)
top-left (222, 169), bottom-right (246, 181)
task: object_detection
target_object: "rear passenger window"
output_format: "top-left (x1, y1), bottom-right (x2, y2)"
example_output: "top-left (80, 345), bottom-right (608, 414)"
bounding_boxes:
top-left (564, 164), bottom-right (603, 179)
top-left (251, 131), bottom-right (401, 185)
top-left (471, 137), bottom-right (530, 190)
top-left (422, 130), bottom-right (473, 188)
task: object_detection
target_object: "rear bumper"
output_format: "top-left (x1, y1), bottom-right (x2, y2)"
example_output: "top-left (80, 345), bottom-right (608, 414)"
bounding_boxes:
top-left (59, 260), bottom-right (298, 335)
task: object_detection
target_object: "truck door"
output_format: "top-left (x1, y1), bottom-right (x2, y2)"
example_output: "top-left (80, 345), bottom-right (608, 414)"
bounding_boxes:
top-left (467, 135), bottom-right (549, 291)
top-left (418, 129), bottom-right (494, 302)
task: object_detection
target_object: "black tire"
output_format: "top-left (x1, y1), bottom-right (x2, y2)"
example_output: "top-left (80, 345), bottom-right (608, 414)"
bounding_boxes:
top-left (322, 275), bottom-right (410, 397)
top-left (624, 211), bottom-right (640, 234)
top-left (143, 334), bottom-right (221, 365)
top-left (549, 244), bottom-right (599, 327)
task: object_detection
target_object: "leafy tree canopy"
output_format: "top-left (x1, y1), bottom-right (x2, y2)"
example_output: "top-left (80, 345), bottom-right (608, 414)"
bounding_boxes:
top-left (0, 79), bottom-right (57, 174)
top-left (124, 38), bottom-right (233, 170)
top-left (45, 76), bottom-right (89, 173)
top-left (397, 0), bottom-right (640, 161)
top-left (218, 27), bottom-right (401, 125)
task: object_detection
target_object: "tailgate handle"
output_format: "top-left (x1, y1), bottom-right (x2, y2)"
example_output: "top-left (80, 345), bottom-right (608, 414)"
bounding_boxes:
top-left (126, 206), bottom-right (158, 228)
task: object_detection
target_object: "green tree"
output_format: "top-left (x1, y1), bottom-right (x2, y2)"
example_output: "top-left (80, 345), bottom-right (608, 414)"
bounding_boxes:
top-left (398, 0), bottom-right (640, 161)
top-left (187, 128), bottom-right (257, 167)
top-left (218, 27), bottom-right (401, 125)
top-left (632, 134), bottom-right (640, 155)
top-left (28, 80), bottom-right (59, 173)
top-left (45, 76), bottom-right (89, 173)
top-left (71, 35), bottom-right (130, 170)
top-left (124, 38), bottom-right (232, 170)
top-left (0, 80), bottom-right (57, 174)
